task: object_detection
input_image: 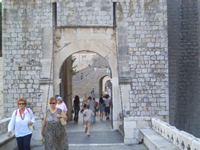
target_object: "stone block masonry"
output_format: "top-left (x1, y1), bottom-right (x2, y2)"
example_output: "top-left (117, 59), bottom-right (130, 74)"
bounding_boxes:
top-left (116, 0), bottom-right (168, 121)
top-left (168, 0), bottom-right (200, 138)
top-left (2, 0), bottom-right (168, 125)
top-left (2, 0), bottom-right (53, 117)
top-left (57, 1), bottom-right (113, 26)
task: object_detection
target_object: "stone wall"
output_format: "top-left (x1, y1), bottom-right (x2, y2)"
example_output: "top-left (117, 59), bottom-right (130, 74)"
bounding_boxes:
top-left (116, 1), bottom-right (168, 120)
top-left (72, 53), bottom-right (110, 98)
top-left (57, 1), bottom-right (113, 26)
top-left (124, 117), bottom-right (151, 144)
top-left (2, 0), bottom-right (169, 124)
top-left (2, 0), bottom-right (53, 117)
top-left (168, 0), bottom-right (200, 137)
top-left (0, 58), bottom-right (3, 119)
top-left (72, 67), bottom-right (110, 99)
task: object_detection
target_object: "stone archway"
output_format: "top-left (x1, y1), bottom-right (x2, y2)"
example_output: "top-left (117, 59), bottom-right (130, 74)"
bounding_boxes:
top-left (53, 27), bottom-right (120, 129)
top-left (99, 75), bottom-right (111, 96)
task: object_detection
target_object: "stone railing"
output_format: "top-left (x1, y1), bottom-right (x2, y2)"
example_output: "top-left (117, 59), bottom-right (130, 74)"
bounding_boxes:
top-left (152, 118), bottom-right (200, 150)
top-left (0, 118), bottom-right (10, 135)
top-left (0, 118), bottom-right (17, 150)
top-left (124, 116), bottom-right (200, 149)
top-left (0, 118), bottom-right (43, 150)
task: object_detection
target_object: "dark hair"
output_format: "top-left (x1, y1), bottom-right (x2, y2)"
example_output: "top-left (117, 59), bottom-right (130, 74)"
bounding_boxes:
top-left (93, 98), bottom-right (95, 100)
top-left (105, 94), bottom-right (109, 98)
top-left (88, 96), bottom-right (92, 100)
top-left (99, 97), bottom-right (104, 104)
top-left (74, 95), bottom-right (80, 106)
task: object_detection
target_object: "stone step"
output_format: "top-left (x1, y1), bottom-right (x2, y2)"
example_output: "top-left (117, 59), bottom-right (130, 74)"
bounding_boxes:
top-left (140, 128), bottom-right (180, 150)
top-left (32, 143), bottom-right (148, 150)
top-left (67, 131), bottom-right (123, 144)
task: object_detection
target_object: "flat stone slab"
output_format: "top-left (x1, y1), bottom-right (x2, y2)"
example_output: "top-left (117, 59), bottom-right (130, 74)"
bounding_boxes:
top-left (140, 128), bottom-right (180, 150)
top-left (31, 144), bottom-right (148, 150)
top-left (67, 131), bottom-right (123, 144)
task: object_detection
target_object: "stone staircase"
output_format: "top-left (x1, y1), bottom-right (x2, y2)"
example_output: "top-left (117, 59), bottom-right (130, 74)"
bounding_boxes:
top-left (72, 67), bottom-right (110, 98)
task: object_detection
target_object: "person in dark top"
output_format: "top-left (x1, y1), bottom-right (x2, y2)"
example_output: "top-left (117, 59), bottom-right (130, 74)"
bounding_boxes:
top-left (98, 95), bottom-right (104, 120)
top-left (73, 95), bottom-right (80, 123)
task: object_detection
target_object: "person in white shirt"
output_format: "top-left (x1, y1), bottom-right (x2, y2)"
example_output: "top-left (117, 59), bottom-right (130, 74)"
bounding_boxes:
top-left (87, 96), bottom-right (96, 122)
top-left (83, 105), bottom-right (94, 136)
top-left (56, 96), bottom-right (68, 115)
top-left (7, 98), bottom-right (35, 150)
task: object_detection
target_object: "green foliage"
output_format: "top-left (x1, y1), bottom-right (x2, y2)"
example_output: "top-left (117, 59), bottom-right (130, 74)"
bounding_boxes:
top-left (72, 57), bottom-right (78, 76)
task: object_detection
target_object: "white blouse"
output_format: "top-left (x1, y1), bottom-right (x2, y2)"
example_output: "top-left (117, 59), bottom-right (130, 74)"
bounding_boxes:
top-left (103, 98), bottom-right (111, 107)
top-left (8, 108), bottom-right (35, 138)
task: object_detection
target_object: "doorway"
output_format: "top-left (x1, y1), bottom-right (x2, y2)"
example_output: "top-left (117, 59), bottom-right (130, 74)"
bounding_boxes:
top-left (53, 27), bottom-right (120, 130)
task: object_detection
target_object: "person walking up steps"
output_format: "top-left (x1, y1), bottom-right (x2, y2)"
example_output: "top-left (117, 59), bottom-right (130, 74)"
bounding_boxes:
top-left (103, 94), bottom-right (111, 120)
top-left (83, 105), bottom-right (94, 136)
top-left (98, 95), bottom-right (104, 120)
top-left (91, 88), bottom-right (95, 98)
top-left (87, 96), bottom-right (96, 122)
top-left (73, 95), bottom-right (80, 123)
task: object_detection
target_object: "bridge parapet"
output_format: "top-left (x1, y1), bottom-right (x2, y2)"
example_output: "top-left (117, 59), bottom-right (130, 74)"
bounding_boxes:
top-left (124, 117), bottom-right (200, 149)
top-left (152, 118), bottom-right (200, 150)
top-left (0, 118), bottom-right (43, 150)
top-left (0, 118), bottom-right (17, 150)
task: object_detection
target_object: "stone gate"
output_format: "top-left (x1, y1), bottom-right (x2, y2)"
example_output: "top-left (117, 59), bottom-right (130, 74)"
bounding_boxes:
top-left (2, 0), bottom-right (168, 131)
top-left (3, 0), bottom-right (200, 141)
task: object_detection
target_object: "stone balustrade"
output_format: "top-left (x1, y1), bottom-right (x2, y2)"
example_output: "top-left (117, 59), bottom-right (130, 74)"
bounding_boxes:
top-left (152, 118), bottom-right (200, 150)
top-left (124, 116), bottom-right (200, 149)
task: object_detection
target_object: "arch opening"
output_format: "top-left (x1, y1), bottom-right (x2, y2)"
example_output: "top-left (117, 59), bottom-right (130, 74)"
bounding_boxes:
top-left (53, 27), bottom-right (120, 130)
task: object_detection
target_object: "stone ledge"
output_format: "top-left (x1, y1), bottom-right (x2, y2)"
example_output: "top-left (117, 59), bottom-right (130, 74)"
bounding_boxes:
top-left (0, 118), bottom-right (11, 135)
top-left (124, 117), bottom-right (151, 121)
top-left (140, 128), bottom-right (180, 150)
top-left (151, 118), bottom-right (200, 150)
top-left (0, 132), bottom-right (17, 150)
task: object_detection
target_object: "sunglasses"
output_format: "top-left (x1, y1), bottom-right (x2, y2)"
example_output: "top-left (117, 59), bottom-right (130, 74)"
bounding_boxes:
top-left (19, 103), bottom-right (25, 105)
top-left (49, 103), bottom-right (56, 105)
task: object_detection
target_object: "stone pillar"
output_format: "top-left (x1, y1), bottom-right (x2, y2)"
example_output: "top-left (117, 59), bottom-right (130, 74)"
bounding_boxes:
top-left (124, 117), bottom-right (151, 144)
top-left (60, 56), bottom-right (73, 121)
top-left (0, 58), bottom-right (3, 119)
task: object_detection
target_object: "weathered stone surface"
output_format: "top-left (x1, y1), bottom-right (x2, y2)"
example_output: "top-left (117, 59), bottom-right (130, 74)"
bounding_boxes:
top-left (2, 0), bottom-right (168, 132)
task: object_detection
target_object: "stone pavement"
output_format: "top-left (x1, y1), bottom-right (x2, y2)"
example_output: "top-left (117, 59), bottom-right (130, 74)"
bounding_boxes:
top-left (32, 144), bottom-right (148, 150)
top-left (32, 113), bottom-right (148, 150)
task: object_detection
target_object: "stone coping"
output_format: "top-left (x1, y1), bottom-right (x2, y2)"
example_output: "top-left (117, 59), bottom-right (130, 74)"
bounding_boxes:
top-left (0, 118), bottom-right (11, 135)
top-left (0, 132), bottom-right (15, 147)
top-left (124, 117), bottom-right (151, 121)
top-left (151, 118), bottom-right (200, 150)
top-left (140, 128), bottom-right (180, 150)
